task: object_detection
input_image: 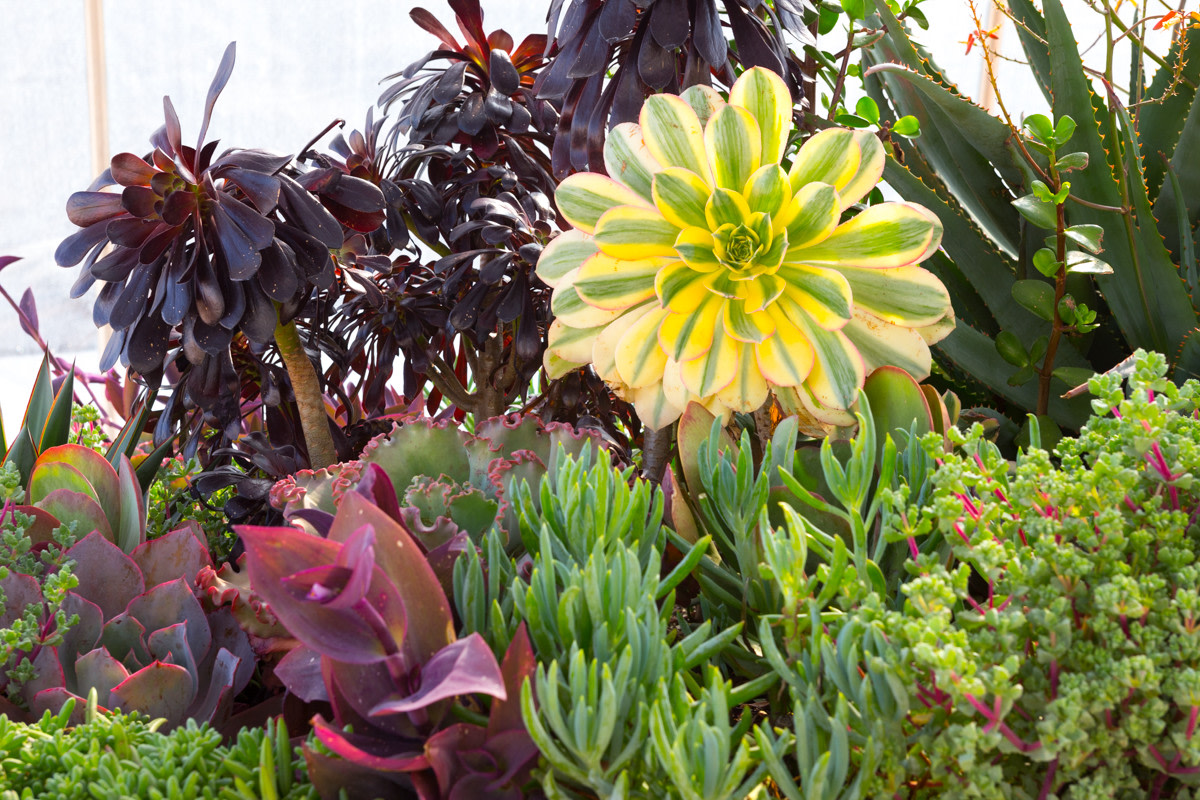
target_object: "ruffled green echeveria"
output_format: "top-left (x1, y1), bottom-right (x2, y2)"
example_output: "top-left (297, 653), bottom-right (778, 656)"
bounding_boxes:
top-left (537, 67), bottom-right (954, 429)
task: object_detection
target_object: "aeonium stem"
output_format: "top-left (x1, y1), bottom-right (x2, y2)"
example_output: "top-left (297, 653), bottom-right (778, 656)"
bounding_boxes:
top-left (274, 314), bottom-right (338, 469)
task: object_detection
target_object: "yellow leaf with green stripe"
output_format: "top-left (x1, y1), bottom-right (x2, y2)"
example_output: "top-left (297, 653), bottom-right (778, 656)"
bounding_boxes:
top-left (615, 306), bottom-right (670, 388)
top-left (723, 299), bottom-right (774, 343)
top-left (652, 168), bottom-right (711, 229)
top-left (837, 265), bottom-right (951, 326)
top-left (545, 318), bottom-right (605, 369)
top-left (537, 230), bottom-right (597, 288)
top-left (673, 227), bottom-right (722, 272)
top-left (729, 67), bottom-right (793, 165)
top-left (603, 122), bottom-right (661, 202)
top-left (717, 342), bottom-right (769, 412)
top-left (656, 258), bottom-right (717, 313)
top-left (755, 307), bottom-right (814, 386)
top-left (779, 182), bottom-right (839, 251)
top-left (631, 381), bottom-right (684, 431)
top-left (680, 84), bottom-right (725, 127)
top-left (744, 165), bottom-right (791, 218)
top-left (551, 273), bottom-right (625, 328)
top-left (791, 309), bottom-right (865, 411)
top-left (680, 316), bottom-right (739, 396)
top-left (640, 94), bottom-right (711, 184)
top-left (658, 293), bottom-right (722, 361)
top-left (575, 253), bottom-right (663, 311)
top-left (788, 129), bottom-right (861, 197)
top-left (557, 173), bottom-right (650, 233)
top-left (704, 104), bottom-right (761, 191)
top-left (789, 202), bottom-right (942, 268)
top-left (593, 206), bottom-right (680, 260)
top-left (705, 188), bottom-right (751, 229)
top-left (842, 308), bottom-right (932, 379)
top-left (593, 301), bottom-right (656, 384)
top-left (835, 130), bottom-right (886, 210)
top-left (777, 265), bottom-right (853, 330)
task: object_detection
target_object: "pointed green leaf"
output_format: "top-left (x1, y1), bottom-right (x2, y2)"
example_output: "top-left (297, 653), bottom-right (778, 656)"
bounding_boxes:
top-left (704, 103), bottom-right (762, 191)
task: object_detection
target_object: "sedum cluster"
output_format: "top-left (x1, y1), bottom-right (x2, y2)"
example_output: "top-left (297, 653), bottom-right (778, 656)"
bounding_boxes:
top-left (0, 696), bottom-right (314, 799)
top-left (855, 350), bottom-right (1200, 797)
top-left (538, 66), bottom-right (953, 429)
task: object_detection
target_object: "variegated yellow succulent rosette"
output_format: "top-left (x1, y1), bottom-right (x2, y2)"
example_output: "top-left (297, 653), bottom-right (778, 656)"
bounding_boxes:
top-left (537, 67), bottom-right (954, 430)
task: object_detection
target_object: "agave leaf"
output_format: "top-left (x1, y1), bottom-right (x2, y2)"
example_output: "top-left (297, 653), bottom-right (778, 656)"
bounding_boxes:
top-left (110, 661), bottom-right (193, 728)
top-left (1005, 0), bottom-right (1052, 106)
top-left (39, 367), bottom-right (75, 455)
top-left (115, 456), bottom-right (146, 553)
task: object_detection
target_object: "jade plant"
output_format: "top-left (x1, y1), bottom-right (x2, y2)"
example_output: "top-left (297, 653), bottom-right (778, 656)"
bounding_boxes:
top-left (238, 491), bottom-right (539, 800)
top-left (538, 65), bottom-right (953, 429)
top-left (1, 521), bottom-right (255, 729)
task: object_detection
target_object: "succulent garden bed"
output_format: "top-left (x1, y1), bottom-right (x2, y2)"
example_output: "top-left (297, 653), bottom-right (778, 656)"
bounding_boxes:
top-left (3, 0), bottom-right (1200, 797)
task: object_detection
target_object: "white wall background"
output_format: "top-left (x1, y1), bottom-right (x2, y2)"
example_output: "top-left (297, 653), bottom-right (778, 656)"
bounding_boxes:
top-left (0, 0), bottom-right (1179, 420)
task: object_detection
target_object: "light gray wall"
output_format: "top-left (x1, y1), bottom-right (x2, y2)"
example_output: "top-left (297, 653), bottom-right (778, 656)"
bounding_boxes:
top-left (0, 0), bottom-right (548, 355)
top-left (0, 0), bottom-right (1175, 360)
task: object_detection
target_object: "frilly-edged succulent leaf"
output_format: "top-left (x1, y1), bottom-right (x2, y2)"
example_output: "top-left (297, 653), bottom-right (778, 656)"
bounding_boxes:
top-left (197, 555), bottom-right (295, 653)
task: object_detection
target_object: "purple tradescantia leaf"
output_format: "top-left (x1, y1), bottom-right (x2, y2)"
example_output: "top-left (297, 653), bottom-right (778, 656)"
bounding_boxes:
top-left (274, 644), bottom-right (327, 703)
top-left (281, 524), bottom-right (376, 611)
top-left (426, 726), bottom-right (538, 800)
top-left (353, 463), bottom-right (402, 523)
top-left (311, 714), bottom-right (429, 772)
top-left (238, 522), bottom-right (407, 664)
top-left (369, 633), bottom-right (504, 717)
top-left (489, 623), bottom-right (535, 736)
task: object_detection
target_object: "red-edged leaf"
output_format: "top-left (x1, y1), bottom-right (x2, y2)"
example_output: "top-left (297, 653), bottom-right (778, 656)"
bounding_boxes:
top-left (488, 623), bottom-right (535, 735)
top-left (110, 661), bottom-right (193, 726)
top-left (62, 532), bottom-right (145, 618)
top-left (369, 634), bottom-right (505, 716)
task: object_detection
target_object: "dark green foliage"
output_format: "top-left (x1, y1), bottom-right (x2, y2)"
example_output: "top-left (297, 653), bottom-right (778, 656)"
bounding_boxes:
top-left (0, 696), bottom-right (315, 799)
top-left (146, 456), bottom-right (235, 561)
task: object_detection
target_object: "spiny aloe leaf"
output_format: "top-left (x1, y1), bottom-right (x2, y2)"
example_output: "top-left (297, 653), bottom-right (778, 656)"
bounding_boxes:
top-left (39, 367), bottom-right (75, 456)
top-left (1006, 0), bottom-right (1052, 106)
top-left (1153, 96), bottom-right (1200, 258)
top-left (1141, 25), bottom-right (1200, 199)
top-left (1041, 0), bottom-right (1198, 355)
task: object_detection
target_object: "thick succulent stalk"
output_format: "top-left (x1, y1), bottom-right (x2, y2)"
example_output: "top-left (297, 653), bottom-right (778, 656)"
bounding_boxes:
top-left (640, 425), bottom-right (673, 485)
top-left (274, 317), bottom-right (337, 469)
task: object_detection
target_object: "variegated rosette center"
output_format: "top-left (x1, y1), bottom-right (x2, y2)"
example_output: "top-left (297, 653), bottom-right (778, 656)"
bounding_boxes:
top-left (537, 67), bottom-right (955, 430)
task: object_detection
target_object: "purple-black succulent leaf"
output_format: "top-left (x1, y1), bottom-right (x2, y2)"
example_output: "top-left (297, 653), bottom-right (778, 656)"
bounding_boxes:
top-left (73, 648), bottom-right (131, 709)
top-left (369, 633), bottom-right (505, 717)
top-left (196, 42), bottom-right (236, 158)
top-left (274, 644), bottom-right (328, 703)
top-left (110, 661), bottom-right (193, 728)
top-left (130, 523), bottom-right (213, 588)
top-left (238, 522), bottom-right (408, 664)
top-left (288, 508), bottom-right (335, 537)
top-left (62, 532), bottom-right (145, 618)
top-left (127, 578), bottom-right (212, 667)
top-left (326, 493), bottom-right (454, 664)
